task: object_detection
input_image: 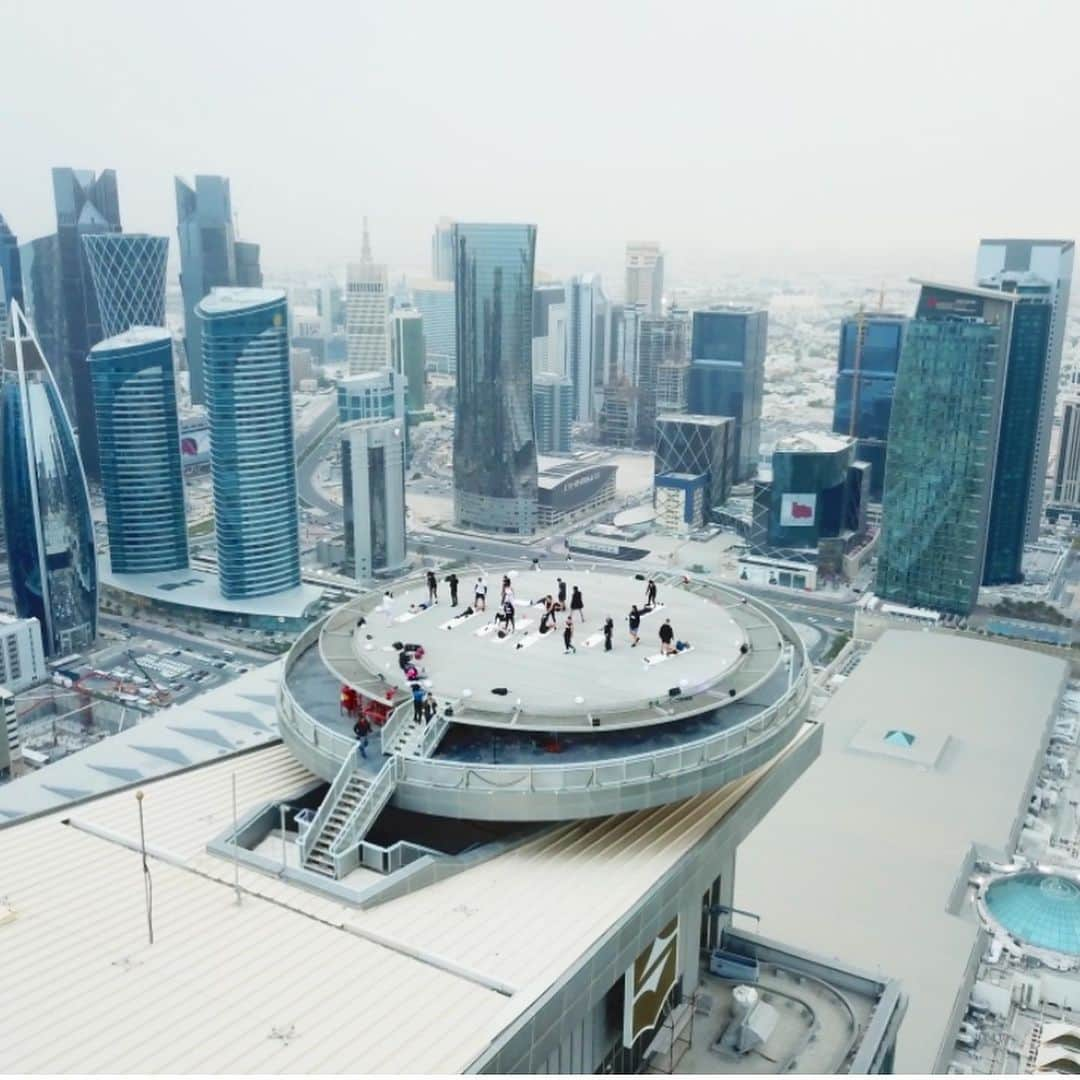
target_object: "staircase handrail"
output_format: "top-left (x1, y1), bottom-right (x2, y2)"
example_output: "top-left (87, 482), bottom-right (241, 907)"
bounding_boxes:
top-left (330, 755), bottom-right (401, 866)
top-left (299, 742), bottom-right (358, 864)
top-left (419, 711), bottom-right (450, 758)
top-left (379, 699), bottom-right (413, 756)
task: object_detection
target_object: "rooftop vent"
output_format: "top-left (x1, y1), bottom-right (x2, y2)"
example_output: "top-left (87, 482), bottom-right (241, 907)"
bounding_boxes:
top-left (883, 729), bottom-right (916, 748)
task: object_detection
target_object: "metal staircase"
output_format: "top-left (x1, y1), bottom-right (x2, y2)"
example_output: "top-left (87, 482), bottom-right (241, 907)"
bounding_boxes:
top-left (302, 771), bottom-right (372, 877)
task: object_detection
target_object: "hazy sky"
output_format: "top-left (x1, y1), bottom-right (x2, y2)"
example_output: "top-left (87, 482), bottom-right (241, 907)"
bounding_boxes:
top-left (3, 0), bottom-right (1079, 285)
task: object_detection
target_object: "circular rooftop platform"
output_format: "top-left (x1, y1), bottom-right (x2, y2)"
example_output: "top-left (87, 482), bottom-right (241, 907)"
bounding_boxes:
top-left (278, 561), bottom-right (813, 821)
top-left (325, 568), bottom-right (776, 731)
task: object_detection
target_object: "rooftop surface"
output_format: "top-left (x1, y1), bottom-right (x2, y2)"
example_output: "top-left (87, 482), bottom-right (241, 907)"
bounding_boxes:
top-left (736, 630), bottom-right (1068, 1074)
top-left (775, 430), bottom-right (853, 454)
top-left (0, 725), bottom-right (820, 1073)
top-left (101, 565), bottom-right (323, 619)
top-left (196, 286), bottom-right (286, 316)
top-left (90, 325), bottom-right (173, 351)
top-left (335, 569), bottom-right (784, 729)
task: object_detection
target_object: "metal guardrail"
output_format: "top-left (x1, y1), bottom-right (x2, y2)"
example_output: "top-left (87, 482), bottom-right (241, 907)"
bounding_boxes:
top-left (330, 755), bottom-right (402, 876)
top-left (419, 711), bottom-right (449, 758)
top-left (298, 741), bottom-right (359, 865)
top-left (378, 700), bottom-right (413, 756)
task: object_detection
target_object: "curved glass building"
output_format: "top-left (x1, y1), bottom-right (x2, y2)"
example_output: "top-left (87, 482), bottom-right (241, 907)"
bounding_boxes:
top-left (1, 302), bottom-right (97, 656)
top-left (90, 327), bottom-right (188, 574)
top-left (452, 223), bottom-right (538, 534)
top-left (197, 288), bottom-right (300, 599)
top-left (82, 233), bottom-right (168, 338)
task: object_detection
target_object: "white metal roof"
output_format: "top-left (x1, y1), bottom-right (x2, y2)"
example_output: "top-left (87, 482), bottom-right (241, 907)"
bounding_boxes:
top-left (736, 630), bottom-right (1067, 1074)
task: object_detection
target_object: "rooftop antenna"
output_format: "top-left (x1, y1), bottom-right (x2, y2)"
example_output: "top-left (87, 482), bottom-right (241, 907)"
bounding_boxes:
top-left (361, 216), bottom-right (372, 262)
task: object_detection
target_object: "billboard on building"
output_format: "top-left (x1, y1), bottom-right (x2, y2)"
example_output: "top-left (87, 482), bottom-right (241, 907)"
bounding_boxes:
top-left (623, 916), bottom-right (679, 1047)
top-left (780, 492), bottom-right (816, 526)
top-left (180, 427), bottom-right (210, 465)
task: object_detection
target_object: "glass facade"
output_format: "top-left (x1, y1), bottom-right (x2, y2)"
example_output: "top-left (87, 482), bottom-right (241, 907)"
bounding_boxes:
top-left (688, 308), bottom-right (767, 482)
top-left (198, 288), bottom-right (299, 599)
top-left (410, 280), bottom-right (456, 375)
top-left (391, 309), bottom-right (427, 412)
top-left (876, 286), bottom-right (1013, 614)
top-left (637, 311), bottom-right (690, 448)
top-left (0, 214), bottom-right (23, 335)
top-left (983, 282), bottom-right (1052, 584)
top-left (176, 176), bottom-right (262, 405)
top-left (90, 328), bottom-right (188, 574)
top-left (654, 414), bottom-right (735, 519)
top-left (337, 369), bottom-right (405, 424)
top-left (564, 274), bottom-right (604, 422)
top-left (452, 223), bottom-right (538, 534)
top-left (82, 233), bottom-right (168, 338)
top-left (1, 303), bottom-right (97, 656)
top-left (831, 314), bottom-right (906, 500)
top-left (532, 372), bottom-right (574, 454)
top-left (341, 418), bottom-right (406, 581)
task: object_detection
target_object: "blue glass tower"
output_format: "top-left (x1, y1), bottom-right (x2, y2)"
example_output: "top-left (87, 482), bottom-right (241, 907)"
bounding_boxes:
top-left (82, 233), bottom-right (168, 338)
top-left (831, 313), bottom-right (907, 500)
top-left (0, 214), bottom-right (23, 316)
top-left (197, 288), bottom-right (299, 599)
top-left (452, 223), bottom-right (538, 534)
top-left (1, 302), bottom-right (97, 656)
top-left (688, 307), bottom-right (767, 482)
top-left (90, 328), bottom-right (188, 574)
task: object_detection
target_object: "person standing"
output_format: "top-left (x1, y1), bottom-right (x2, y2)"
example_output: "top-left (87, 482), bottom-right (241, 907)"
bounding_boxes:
top-left (501, 575), bottom-right (511, 605)
top-left (659, 619), bottom-right (676, 655)
top-left (603, 616), bottom-right (614, 652)
top-left (446, 573), bottom-right (459, 606)
top-left (503, 599), bottom-right (516, 633)
top-left (646, 578), bottom-right (657, 608)
top-left (570, 585), bottom-right (584, 623)
top-left (411, 681), bottom-right (426, 724)
top-left (563, 615), bottom-right (576, 655)
top-left (474, 577), bottom-right (487, 611)
top-left (426, 571), bottom-right (438, 604)
top-left (423, 693), bottom-right (437, 725)
top-left (628, 605), bottom-right (641, 647)
top-left (557, 577), bottom-right (567, 606)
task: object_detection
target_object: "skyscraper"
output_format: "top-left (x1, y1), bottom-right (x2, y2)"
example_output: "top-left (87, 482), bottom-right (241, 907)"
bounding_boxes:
top-left (410, 278), bottom-right (456, 374)
top-left (197, 288), bottom-right (299, 599)
top-left (345, 222), bottom-right (389, 375)
top-left (1055, 397), bottom-right (1080, 510)
top-left (452, 223), bottom-right (538, 534)
top-left (431, 217), bottom-right (456, 282)
top-left (831, 312), bottom-right (906, 500)
top-left (532, 372), bottom-right (574, 454)
top-left (980, 272), bottom-right (1053, 584)
top-left (564, 274), bottom-right (605, 421)
top-left (337, 369), bottom-right (406, 425)
top-left (637, 309), bottom-right (690, 447)
top-left (0, 214), bottom-right (22, 338)
top-left (625, 242), bottom-right (664, 315)
top-left (175, 175), bottom-right (262, 405)
top-left (654, 414), bottom-right (736, 521)
top-left (1, 302), bottom-right (97, 656)
top-left (82, 233), bottom-right (168, 338)
top-left (688, 306), bottom-right (767, 482)
top-left (90, 327), bottom-right (188, 574)
top-left (876, 282), bottom-right (1014, 614)
top-left (19, 168), bottom-right (122, 481)
top-left (976, 238), bottom-right (1075, 541)
top-left (531, 283), bottom-right (566, 375)
top-left (341, 418), bottom-right (407, 582)
top-left (391, 308), bottom-right (426, 411)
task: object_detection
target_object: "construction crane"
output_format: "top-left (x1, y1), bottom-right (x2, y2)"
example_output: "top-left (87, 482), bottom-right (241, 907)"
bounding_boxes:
top-left (127, 650), bottom-right (168, 696)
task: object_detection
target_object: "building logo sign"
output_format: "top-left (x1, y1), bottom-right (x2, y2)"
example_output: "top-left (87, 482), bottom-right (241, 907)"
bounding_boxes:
top-left (623, 916), bottom-right (679, 1047)
top-left (780, 492), bottom-right (816, 527)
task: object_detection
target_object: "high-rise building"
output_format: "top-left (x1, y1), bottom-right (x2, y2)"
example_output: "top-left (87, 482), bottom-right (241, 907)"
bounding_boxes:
top-left (175, 175), bottom-right (262, 405)
top-left (564, 275), bottom-right (605, 421)
top-left (532, 283), bottom-right (566, 376)
top-left (637, 309), bottom-right (690, 447)
top-left (345, 221), bottom-right (389, 375)
top-left (18, 168), bottom-right (123, 481)
top-left (654, 414), bottom-right (736, 525)
top-left (688, 306), bottom-right (767, 482)
top-left (876, 282), bottom-right (1014, 614)
top-left (410, 278), bottom-right (456, 374)
top-left (82, 233), bottom-right (168, 339)
top-left (197, 288), bottom-right (299, 599)
top-left (391, 308), bottom-right (426, 412)
top-left (0, 615), bottom-right (46, 693)
top-left (452, 223), bottom-right (538, 534)
top-left (625, 242), bottom-right (664, 315)
top-left (89, 327), bottom-right (188, 575)
top-left (337, 369), bottom-right (406, 425)
top-left (831, 312), bottom-right (907, 500)
top-left (0, 214), bottom-right (22, 339)
top-left (431, 217), bottom-right (456, 282)
top-left (979, 272), bottom-right (1054, 585)
top-left (1054, 396), bottom-right (1080, 509)
top-left (0, 302), bottom-right (98, 656)
top-left (341, 418), bottom-right (407, 582)
top-left (976, 239), bottom-right (1075, 541)
top-left (532, 372), bottom-right (574, 454)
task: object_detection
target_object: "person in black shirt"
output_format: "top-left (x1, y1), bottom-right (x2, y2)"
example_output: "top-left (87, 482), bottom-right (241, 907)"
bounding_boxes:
top-left (645, 578), bottom-right (657, 607)
top-left (557, 577), bottom-right (567, 606)
top-left (603, 616), bottom-right (614, 652)
top-left (446, 573), bottom-right (459, 606)
top-left (426, 571), bottom-right (438, 604)
top-left (570, 586), bottom-right (584, 623)
top-left (563, 616), bottom-right (576, 655)
top-left (659, 619), bottom-right (676, 655)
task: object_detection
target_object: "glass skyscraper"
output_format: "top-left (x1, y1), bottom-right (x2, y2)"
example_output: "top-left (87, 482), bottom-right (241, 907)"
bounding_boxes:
top-left (410, 279), bottom-right (456, 374)
top-left (176, 176), bottom-right (262, 405)
top-left (82, 233), bottom-right (168, 338)
top-left (19, 168), bottom-right (122, 482)
top-left (688, 307), bottom-right (767, 482)
top-left (198, 288), bottom-right (299, 599)
top-left (831, 313), bottom-right (907, 500)
top-left (391, 308), bottom-right (427, 412)
top-left (1, 303), bottom-right (97, 656)
top-left (90, 327), bottom-right (188, 574)
top-left (564, 274), bottom-right (605, 422)
top-left (876, 283), bottom-right (1014, 614)
top-left (532, 372), bottom-right (574, 454)
top-left (0, 214), bottom-right (22, 338)
top-left (452, 223), bottom-right (538, 535)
